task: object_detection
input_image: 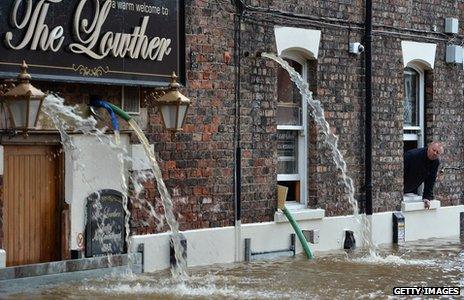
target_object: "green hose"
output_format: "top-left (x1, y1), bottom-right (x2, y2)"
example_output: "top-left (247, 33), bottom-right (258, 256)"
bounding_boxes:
top-left (282, 207), bottom-right (314, 259)
top-left (106, 102), bottom-right (132, 122)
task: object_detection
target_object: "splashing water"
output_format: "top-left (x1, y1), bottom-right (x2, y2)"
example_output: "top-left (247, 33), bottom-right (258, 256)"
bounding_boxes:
top-left (261, 53), bottom-right (376, 254)
top-left (128, 119), bottom-right (188, 279)
top-left (42, 94), bottom-right (131, 264)
top-left (114, 130), bottom-right (132, 266)
top-left (41, 94), bottom-right (187, 278)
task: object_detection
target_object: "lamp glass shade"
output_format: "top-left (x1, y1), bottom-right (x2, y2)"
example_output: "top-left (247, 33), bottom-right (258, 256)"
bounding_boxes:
top-left (8, 99), bottom-right (28, 128)
top-left (160, 104), bottom-right (179, 130)
top-left (28, 98), bottom-right (42, 128)
top-left (177, 104), bottom-right (188, 129)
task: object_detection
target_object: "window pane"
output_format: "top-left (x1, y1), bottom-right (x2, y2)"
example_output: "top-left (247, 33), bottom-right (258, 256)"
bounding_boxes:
top-left (277, 130), bottom-right (298, 174)
top-left (404, 68), bottom-right (419, 127)
top-left (277, 180), bottom-right (300, 202)
top-left (277, 59), bottom-right (302, 126)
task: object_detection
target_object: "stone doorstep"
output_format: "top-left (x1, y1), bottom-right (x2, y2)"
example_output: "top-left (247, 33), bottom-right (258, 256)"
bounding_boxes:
top-left (0, 253), bottom-right (142, 281)
top-left (274, 208), bottom-right (325, 223)
top-left (401, 200), bottom-right (441, 212)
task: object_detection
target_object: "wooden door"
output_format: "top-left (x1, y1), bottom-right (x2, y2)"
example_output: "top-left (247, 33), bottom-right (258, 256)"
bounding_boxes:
top-left (3, 145), bottom-right (63, 266)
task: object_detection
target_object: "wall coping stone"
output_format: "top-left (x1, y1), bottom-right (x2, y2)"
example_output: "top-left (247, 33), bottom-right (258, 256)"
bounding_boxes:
top-left (274, 208), bottom-right (325, 223)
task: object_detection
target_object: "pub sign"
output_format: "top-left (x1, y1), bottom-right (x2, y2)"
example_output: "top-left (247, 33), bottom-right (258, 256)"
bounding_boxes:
top-left (0, 0), bottom-right (185, 86)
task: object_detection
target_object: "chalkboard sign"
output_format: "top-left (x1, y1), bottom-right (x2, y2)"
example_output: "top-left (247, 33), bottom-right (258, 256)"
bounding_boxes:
top-left (85, 189), bottom-right (126, 257)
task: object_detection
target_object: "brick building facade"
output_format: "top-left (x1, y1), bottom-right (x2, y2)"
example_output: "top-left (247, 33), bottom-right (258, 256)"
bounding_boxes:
top-left (123, 0), bottom-right (464, 235)
top-left (1, 0), bottom-right (463, 248)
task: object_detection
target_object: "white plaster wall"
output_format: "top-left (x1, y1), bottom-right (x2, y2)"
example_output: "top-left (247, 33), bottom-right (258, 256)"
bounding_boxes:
top-left (404, 205), bottom-right (464, 241)
top-left (131, 205), bottom-right (464, 272)
top-left (131, 227), bottom-right (235, 272)
top-left (371, 212), bottom-right (394, 245)
top-left (130, 143), bottom-right (155, 171)
top-left (65, 134), bottom-right (130, 250)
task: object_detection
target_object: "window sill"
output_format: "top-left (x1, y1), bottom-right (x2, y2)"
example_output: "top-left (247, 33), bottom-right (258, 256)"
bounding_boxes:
top-left (401, 200), bottom-right (441, 212)
top-left (274, 208), bottom-right (325, 223)
top-left (277, 125), bottom-right (303, 131)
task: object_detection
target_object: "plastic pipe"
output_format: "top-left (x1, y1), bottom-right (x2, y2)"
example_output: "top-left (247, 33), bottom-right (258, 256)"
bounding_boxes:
top-left (89, 98), bottom-right (123, 131)
top-left (282, 207), bottom-right (314, 259)
top-left (89, 98), bottom-right (132, 131)
top-left (106, 102), bottom-right (132, 122)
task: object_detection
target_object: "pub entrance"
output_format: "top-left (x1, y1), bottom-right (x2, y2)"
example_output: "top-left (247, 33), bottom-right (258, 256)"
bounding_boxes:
top-left (3, 145), bottom-right (64, 266)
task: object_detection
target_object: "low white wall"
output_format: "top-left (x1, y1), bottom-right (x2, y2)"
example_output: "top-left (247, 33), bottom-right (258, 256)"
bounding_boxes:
top-left (0, 249), bottom-right (5, 268)
top-left (405, 206), bottom-right (463, 240)
top-left (66, 134), bottom-right (130, 250)
top-left (131, 205), bottom-right (464, 273)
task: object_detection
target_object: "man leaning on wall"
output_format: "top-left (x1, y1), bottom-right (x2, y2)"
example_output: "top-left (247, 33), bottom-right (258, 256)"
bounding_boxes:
top-left (403, 141), bottom-right (444, 209)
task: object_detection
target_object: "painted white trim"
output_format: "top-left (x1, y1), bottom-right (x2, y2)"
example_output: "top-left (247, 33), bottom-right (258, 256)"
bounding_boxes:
top-left (276, 56), bottom-right (309, 206)
top-left (403, 133), bottom-right (418, 141)
top-left (131, 205), bottom-right (464, 272)
top-left (277, 125), bottom-right (304, 131)
top-left (274, 26), bottom-right (321, 59)
top-left (401, 41), bottom-right (437, 69)
top-left (403, 126), bottom-right (421, 131)
top-left (403, 65), bottom-right (425, 147)
top-left (277, 174), bottom-right (300, 181)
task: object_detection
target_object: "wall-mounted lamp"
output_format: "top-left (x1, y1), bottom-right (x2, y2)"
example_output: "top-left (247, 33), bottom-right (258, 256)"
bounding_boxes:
top-left (154, 72), bottom-right (191, 131)
top-left (1, 61), bottom-right (46, 135)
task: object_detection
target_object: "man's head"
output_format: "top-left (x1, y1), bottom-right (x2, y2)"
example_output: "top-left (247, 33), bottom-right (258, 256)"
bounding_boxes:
top-left (427, 142), bottom-right (444, 161)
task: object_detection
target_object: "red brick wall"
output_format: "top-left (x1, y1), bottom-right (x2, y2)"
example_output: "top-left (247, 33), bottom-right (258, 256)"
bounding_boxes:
top-left (1, 0), bottom-right (464, 240)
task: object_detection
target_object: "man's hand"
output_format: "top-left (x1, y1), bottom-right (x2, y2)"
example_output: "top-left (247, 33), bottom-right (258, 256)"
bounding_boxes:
top-left (423, 199), bottom-right (431, 209)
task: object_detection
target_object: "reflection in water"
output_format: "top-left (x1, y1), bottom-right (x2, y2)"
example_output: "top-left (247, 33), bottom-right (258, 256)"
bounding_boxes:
top-left (11, 238), bottom-right (464, 299)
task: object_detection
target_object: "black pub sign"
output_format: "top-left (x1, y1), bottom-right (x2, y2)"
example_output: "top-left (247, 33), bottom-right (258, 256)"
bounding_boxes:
top-left (86, 189), bottom-right (126, 257)
top-left (0, 0), bottom-right (185, 86)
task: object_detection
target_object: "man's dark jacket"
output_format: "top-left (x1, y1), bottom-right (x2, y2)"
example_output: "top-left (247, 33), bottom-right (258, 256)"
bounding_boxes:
top-left (403, 146), bottom-right (440, 200)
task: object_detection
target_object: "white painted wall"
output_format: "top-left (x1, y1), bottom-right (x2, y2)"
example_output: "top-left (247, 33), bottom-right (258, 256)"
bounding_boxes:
top-left (65, 134), bottom-right (130, 250)
top-left (131, 205), bottom-right (464, 272)
top-left (130, 143), bottom-right (155, 171)
top-left (405, 206), bottom-right (463, 240)
top-left (0, 249), bottom-right (5, 268)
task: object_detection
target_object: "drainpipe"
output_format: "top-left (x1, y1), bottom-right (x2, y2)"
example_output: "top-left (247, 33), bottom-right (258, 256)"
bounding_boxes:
top-left (364, 0), bottom-right (373, 216)
top-left (233, 0), bottom-right (244, 262)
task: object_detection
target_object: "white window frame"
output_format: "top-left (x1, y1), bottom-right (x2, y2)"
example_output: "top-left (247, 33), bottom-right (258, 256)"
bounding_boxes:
top-left (403, 65), bottom-right (424, 147)
top-left (277, 52), bottom-right (308, 208)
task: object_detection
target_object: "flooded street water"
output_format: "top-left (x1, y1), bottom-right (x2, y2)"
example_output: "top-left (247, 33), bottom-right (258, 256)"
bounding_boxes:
top-left (6, 237), bottom-right (463, 299)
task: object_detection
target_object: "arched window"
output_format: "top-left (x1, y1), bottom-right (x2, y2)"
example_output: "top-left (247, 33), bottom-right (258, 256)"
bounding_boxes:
top-left (277, 55), bottom-right (309, 208)
top-left (403, 65), bottom-right (424, 151)
top-left (274, 26), bottom-right (320, 209)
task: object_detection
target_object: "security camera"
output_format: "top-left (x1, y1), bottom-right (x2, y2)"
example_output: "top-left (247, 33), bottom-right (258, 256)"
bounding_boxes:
top-left (349, 42), bottom-right (365, 54)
